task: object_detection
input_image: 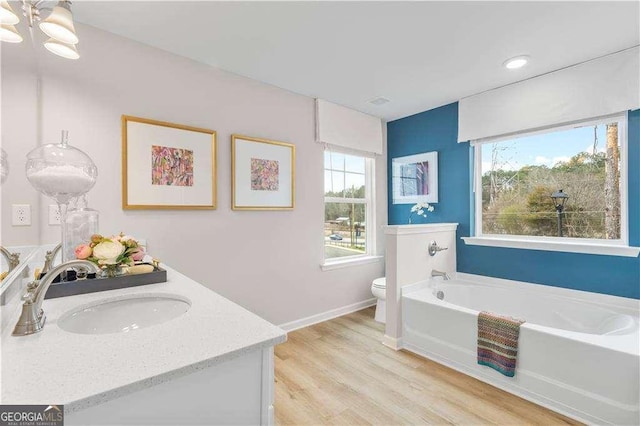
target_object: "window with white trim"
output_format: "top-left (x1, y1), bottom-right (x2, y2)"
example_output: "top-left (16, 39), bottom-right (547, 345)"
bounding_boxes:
top-left (474, 114), bottom-right (628, 244)
top-left (324, 150), bottom-right (374, 261)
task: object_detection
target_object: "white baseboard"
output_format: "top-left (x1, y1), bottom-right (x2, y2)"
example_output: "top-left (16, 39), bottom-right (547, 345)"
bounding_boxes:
top-left (278, 298), bottom-right (376, 332)
top-left (382, 334), bottom-right (403, 351)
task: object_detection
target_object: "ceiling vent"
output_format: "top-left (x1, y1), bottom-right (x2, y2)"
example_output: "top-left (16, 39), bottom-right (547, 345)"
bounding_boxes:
top-left (369, 97), bottom-right (390, 106)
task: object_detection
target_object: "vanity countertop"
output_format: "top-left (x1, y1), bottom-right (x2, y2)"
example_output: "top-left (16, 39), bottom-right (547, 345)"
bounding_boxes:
top-left (0, 265), bottom-right (287, 413)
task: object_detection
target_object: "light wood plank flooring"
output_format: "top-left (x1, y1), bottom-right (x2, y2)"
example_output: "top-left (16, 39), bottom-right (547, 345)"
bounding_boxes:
top-left (274, 307), bottom-right (580, 425)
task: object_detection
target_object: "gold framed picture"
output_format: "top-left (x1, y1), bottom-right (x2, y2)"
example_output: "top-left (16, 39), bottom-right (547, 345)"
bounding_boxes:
top-left (122, 115), bottom-right (217, 210)
top-left (231, 135), bottom-right (295, 210)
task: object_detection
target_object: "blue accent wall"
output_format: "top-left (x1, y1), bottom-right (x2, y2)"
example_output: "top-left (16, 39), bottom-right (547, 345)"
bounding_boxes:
top-left (387, 104), bottom-right (640, 299)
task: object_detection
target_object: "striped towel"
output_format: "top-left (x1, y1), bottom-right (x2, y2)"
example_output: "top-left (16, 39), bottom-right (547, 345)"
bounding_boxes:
top-left (477, 311), bottom-right (525, 377)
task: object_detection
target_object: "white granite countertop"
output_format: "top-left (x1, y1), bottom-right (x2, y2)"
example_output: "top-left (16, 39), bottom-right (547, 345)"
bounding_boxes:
top-left (0, 266), bottom-right (286, 413)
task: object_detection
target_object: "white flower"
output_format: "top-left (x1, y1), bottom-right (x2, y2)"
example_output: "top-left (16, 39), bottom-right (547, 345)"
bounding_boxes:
top-left (411, 202), bottom-right (434, 212)
top-left (93, 240), bottom-right (125, 265)
top-left (408, 202), bottom-right (435, 223)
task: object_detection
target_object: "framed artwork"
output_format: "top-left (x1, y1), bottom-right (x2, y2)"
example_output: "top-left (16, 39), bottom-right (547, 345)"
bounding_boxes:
top-left (391, 151), bottom-right (438, 204)
top-left (122, 115), bottom-right (217, 209)
top-left (231, 135), bottom-right (295, 210)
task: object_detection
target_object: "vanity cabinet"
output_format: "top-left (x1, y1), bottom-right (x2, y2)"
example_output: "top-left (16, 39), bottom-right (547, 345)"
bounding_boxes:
top-left (66, 348), bottom-right (276, 425)
top-left (1, 248), bottom-right (285, 426)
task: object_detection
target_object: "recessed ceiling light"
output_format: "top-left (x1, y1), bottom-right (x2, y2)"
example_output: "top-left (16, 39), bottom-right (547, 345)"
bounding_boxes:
top-left (370, 97), bottom-right (390, 106)
top-left (503, 55), bottom-right (530, 70)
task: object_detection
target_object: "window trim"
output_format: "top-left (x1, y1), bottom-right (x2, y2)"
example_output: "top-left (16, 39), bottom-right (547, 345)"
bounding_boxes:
top-left (468, 113), bottom-right (638, 257)
top-left (321, 151), bottom-right (376, 268)
top-left (462, 236), bottom-right (640, 257)
top-left (320, 255), bottom-right (384, 271)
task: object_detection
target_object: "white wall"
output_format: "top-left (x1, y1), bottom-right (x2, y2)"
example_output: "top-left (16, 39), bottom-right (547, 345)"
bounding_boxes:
top-left (11, 24), bottom-right (386, 325)
top-left (383, 224), bottom-right (457, 346)
top-left (1, 42), bottom-right (41, 247)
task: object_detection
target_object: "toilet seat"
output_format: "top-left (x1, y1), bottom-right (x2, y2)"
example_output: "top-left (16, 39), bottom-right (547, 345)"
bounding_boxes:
top-left (371, 277), bottom-right (386, 323)
top-left (372, 277), bottom-right (386, 289)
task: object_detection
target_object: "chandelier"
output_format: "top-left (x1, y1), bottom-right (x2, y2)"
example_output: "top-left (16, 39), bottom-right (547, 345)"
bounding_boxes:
top-left (1, 0), bottom-right (80, 59)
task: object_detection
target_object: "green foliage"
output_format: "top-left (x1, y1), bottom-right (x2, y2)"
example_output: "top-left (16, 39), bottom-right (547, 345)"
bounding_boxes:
top-left (496, 204), bottom-right (527, 235)
top-left (553, 152), bottom-right (606, 173)
top-left (523, 185), bottom-right (557, 236)
top-left (324, 185), bottom-right (365, 199)
top-left (324, 185), bottom-right (366, 224)
top-left (482, 151), bottom-right (617, 239)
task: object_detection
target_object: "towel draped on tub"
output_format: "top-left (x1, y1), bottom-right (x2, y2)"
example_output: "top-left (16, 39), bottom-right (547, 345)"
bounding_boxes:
top-left (477, 311), bottom-right (525, 377)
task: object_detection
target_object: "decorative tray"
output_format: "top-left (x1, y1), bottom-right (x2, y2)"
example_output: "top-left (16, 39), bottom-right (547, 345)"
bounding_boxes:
top-left (44, 263), bottom-right (167, 299)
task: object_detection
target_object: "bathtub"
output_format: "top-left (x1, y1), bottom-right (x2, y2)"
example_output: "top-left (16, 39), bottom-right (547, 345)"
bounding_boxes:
top-left (401, 273), bottom-right (640, 425)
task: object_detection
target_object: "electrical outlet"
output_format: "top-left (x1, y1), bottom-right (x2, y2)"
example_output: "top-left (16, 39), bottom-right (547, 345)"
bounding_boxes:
top-left (12, 204), bottom-right (31, 226)
top-left (49, 204), bottom-right (61, 225)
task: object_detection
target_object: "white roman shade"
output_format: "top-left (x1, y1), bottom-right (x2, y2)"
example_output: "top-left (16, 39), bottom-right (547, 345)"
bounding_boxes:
top-left (458, 47), bottom-right (640, 143)
top-left (316, 99), bottom-right (384, 155)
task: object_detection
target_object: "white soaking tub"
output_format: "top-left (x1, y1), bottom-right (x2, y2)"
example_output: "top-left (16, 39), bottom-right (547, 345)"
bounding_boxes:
top-left (401, 273), bottom-right (640, 425)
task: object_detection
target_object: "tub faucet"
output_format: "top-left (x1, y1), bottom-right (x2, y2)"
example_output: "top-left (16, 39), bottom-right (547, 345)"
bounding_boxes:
top-left (12, 260), bottom-right (100, 336)
top-left (431, 269), bottom-right (451, 280)
top-left (428, 241), bottom-right (448, 257)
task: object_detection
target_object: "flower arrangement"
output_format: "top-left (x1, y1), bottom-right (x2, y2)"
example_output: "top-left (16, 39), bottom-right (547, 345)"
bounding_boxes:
top-left (408, 202), bottom-right (435, 224)
top-left (75, 233), bottom-right (145, 277)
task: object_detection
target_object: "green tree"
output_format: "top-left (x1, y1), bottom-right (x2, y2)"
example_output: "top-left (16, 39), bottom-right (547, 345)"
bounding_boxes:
top-left (523, 186), bottom-right (557, 236)
top-left (497, 204), bottom-right (527, 235)
top-left (480, 124), bottom-right (618, 239)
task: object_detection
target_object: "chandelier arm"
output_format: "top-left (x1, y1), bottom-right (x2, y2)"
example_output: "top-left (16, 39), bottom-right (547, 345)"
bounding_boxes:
top-left (20, 1), bottom-right (54, 27)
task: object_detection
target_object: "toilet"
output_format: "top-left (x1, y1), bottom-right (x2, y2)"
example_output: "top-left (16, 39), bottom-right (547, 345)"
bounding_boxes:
top-left (371, 277), bottom-right (386, 323)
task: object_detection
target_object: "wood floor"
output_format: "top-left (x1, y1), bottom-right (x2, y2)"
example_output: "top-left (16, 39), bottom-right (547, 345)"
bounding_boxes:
top-left (274, 307), bottom-right (580, 425)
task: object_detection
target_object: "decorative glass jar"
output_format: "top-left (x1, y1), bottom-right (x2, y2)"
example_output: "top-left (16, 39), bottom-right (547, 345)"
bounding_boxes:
top-left (26, 131), bottom-right (98, 262)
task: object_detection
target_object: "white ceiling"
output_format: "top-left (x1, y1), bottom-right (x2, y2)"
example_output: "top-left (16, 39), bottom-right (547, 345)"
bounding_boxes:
top-left (72, 1), bottom-right (640, 121)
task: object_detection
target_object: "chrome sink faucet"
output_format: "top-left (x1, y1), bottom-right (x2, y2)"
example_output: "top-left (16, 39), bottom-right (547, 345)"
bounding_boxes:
top-left (41, 243), bottom-right (62, 274)
top-left (12, 260), bottom-right (100, 336)
top-left (1, 246), bottom-right (20, 273)
top-left (431, 269), bottom-right (451, 281)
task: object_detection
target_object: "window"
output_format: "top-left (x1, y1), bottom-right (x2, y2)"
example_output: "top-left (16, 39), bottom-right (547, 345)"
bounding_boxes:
top-left (473, 114), bottom-right (629, 247)
top-left (324, 150), bottom-right (374, 261)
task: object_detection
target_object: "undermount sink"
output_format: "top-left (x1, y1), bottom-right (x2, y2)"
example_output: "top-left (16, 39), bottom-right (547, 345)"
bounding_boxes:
top-left (58, 294), bottom-right (191, 335)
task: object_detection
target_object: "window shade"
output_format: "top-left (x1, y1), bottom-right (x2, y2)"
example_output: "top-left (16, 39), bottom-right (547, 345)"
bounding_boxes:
top-left (458, 47), bottom-right (640, 143)
top-left (316, 99), bottom-right (384, 155)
